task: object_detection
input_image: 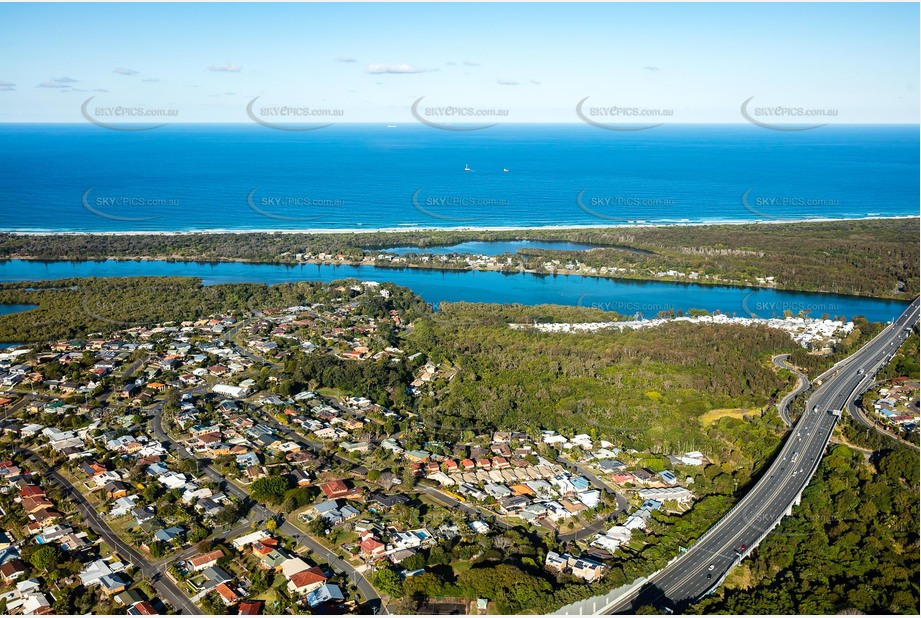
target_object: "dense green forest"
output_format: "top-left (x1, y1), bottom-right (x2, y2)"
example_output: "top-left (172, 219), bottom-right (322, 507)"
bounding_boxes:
top-left (0, 217), bottom-right (916, 298)
top-left (0, 277), bottom-right (429, 343)
top-left (690, 445), bottom-right (920, 615)
top-left (405, 302), bottom-right (804, 457)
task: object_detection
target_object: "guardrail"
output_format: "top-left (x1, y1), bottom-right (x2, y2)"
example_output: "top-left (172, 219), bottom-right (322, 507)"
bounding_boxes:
top-left (554, 575), bottom-right (652, 615)
top-left (736, 418), bottom-right (836, 563)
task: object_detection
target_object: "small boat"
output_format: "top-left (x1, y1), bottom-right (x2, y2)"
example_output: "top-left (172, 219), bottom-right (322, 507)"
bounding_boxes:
top-left (387, 124), bottom-right (397, 128)
top-left (503, 168), bottom-right (509, 173)
top-left (464, 164), bottom-right (471, 172)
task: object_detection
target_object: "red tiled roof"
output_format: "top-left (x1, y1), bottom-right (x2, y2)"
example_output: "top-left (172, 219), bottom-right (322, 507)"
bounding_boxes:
top-left (189, 549), bottom-right (224, 568)
top-left (20, 485), bottom-right (46, 498)
top-left (360, 538), bottom-right (385, 554)
top-left (251, 539), bottom-right (277, 556)
top-left (289, 566), bottom-right (327, 589)
top-left (215, 583), bottom-right (239, 603)
top-left (238, 601), bottom-right (263, 615)
top-left (319, 479), bottom-right (351, 498)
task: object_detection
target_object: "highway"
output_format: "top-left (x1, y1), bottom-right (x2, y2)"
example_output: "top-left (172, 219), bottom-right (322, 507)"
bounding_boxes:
top-left (598, 297), bottom-right (919, 614)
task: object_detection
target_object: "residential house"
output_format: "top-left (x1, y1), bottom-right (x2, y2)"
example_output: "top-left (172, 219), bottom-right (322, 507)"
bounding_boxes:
top-left (232, 530), bottom-right (270, 550)
top-left (238, 601), bottom-right (263, 615)
top-left (80, 559), bottom-right (127, 587)
top-left (201, 566), bottom-right (233, 590)
top-left (359, 534), bottom-right (386, 558)
top-left (100, 573), bottom-right (131, 595)
top-left (128, 601), bottom-right (157, 615)
top-left (318, 480), bottom-right (361, 500)
top-left (545, 551), bottom-right (607, 583)
top-left (368, 493), bottom-right (409, 510)
top-left (306, 583), bottom-right (345, 608)
top-left (0, 559), bottom-right (26, 584)
top-left (115, 590), bottom-right (145, 607)
top-left (287, 566), bottom-right (328, 596)
top-left (104, 481), bottom-right (130, 499)
top-left (215, 583), bottom-right (240, 606)
top-left (188, 550), bottom-right (224, 572)
top-left (153, 526), bottom-right (184, 543)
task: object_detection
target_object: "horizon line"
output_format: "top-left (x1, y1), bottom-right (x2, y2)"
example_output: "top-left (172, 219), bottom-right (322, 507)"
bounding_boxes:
top-left (0, 121), bottom-right (918, 127)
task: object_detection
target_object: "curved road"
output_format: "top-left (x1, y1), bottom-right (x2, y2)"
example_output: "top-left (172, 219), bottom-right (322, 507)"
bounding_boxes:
top-left (772, 354), bottom-right (811, 427)
top-left (596, 297), bottom-right (919, 614)
top-left (20, 449), bottom-right (201, 615)
top-left (843, 375), bottom-right (921, 452)
top-left (150, 408), bottom-right (385, 613)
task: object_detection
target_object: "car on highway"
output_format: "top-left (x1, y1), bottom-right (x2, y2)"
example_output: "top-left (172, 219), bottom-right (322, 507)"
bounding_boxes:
top-left (708, 564), bottom-right (715, 571)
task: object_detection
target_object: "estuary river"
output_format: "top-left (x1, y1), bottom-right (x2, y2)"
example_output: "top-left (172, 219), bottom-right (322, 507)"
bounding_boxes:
top-left (0, 259), bottom-right (909, 322)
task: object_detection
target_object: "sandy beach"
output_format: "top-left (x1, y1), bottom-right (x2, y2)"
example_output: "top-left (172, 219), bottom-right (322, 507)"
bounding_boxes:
top-left (0, 215), bottom-right (916, 237)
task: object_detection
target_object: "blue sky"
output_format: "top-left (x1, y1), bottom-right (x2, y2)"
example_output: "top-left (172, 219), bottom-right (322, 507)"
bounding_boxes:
top-left (0, 2), bottom-right (917, 123)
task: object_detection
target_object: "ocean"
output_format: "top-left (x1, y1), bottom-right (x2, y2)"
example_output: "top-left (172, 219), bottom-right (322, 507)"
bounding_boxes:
top-left (0, 124), bottom-right (917, 233)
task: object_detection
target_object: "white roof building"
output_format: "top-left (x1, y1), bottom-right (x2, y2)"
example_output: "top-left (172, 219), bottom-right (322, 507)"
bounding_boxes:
top-left (232, 529), bottom-right (270, 549)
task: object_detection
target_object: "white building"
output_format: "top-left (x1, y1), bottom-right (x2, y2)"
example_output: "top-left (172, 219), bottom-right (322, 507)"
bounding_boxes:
top-left (212, 384), bottom-right (250, 399)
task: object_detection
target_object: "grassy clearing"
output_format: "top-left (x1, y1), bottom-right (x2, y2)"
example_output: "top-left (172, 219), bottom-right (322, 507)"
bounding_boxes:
top-left (700, 407), bottom-right (754, 426)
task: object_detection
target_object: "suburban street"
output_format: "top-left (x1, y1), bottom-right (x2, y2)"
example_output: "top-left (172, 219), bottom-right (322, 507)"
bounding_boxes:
top-left (150, 406), bottom-right (386, 614)
top-left (593, 297), bottom-right (920, 614)
top-left (19, 449), bottom-right (202, 616)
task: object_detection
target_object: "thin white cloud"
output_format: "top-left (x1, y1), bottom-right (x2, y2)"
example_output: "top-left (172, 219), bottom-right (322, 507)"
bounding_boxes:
top-left (644, 65), bottom-right (661, 71)
top-left (498, 78), bottom-right (540, 86)
top-left (366, 63), bottom-right (432, 75)
top-left (462, 60), bottom-right (480, 67)
top-left (207, 63), bottom-right (243, 73)
top-left (36, 77), bottom-right (78, 89)
top-left (335, 56), bottom-right (357, 63)
top-left (113, 67), bottom-right (138, 76)
top-left (142, 78), bottom-right (160, 83)
top-left (0, 81), bottom-right (15, 91)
